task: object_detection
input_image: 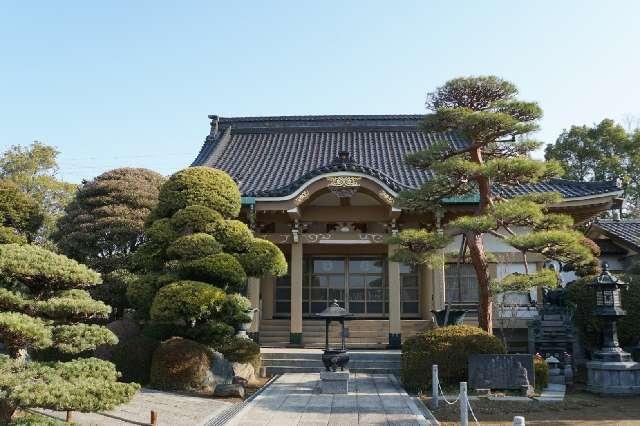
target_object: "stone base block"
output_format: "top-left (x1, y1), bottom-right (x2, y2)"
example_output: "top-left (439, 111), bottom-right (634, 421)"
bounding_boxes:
top-left (320, 370), bottom-right (349, 394)
top-left (587, 361), bottom-right (640, 395)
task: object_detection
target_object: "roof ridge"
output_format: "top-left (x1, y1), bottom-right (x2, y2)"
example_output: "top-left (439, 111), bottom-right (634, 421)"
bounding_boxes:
top-left (210, 114), bottom-right (425, 122)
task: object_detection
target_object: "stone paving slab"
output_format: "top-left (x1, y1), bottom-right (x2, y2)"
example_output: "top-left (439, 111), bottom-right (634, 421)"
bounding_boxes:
top-left (37, 388), bottom-right (234, 425)
top-left (228, 373), bottom-right (432, 425)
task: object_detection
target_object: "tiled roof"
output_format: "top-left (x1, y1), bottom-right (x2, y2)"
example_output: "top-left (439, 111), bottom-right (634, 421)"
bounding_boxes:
top-left (193, 115), bottom-right (622, 200)
top-left (591, 220), bottom-right (640, 252)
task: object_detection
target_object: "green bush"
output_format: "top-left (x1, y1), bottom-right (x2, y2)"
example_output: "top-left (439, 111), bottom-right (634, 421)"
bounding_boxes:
top-left (567, 275), bottom-right (640, 350)
top-left (0, 225), bottom-right (28, 244)
top-left (221, 293), bottom-right (253, 326)
top-left (155, 167), bottom-right (241, 219)
top-left (169, 205), bottom-right (223, 235)
top-left (166, 233), bottom-right (222, 261)
top-left (219, 336), bottom-right (260, 365)
top-left (149, 337), bottom-right (214, 393)
top-left (210, 220), bottom-right (253, 253)
top-left (126, 273), bottom-right (176, 318)
top-left (52, 324), bottom-right (118, 354)
top-left (9, 413), bottom-right (66, 425)
top-left (534, 354), bottom-right (548, 390)
top-left (401, 325), bottom-right (506, 393)
top-left (237, 238), bottom-right (288, 277)
top-left (0, 312), bottom-right (52, 356)
top-left (176, 253), bottom-right (247, 292)
top-left (112, 335), bottom-right (160, 384)
top-left (149, 280), bottom-right (226, 324)
top-left (0, 244), bottom-right (101, 291)
top-left (91, 269), bottom-right (138, 315)
top-left (185, 321), bottom-right (235, 347)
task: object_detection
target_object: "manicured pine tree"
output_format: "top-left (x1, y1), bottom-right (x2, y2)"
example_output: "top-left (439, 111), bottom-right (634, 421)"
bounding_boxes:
top-left (129, 167), bottom-right (287, 349)
top-left (0, 243), bottom-right (139, 422)
top-left (390, 76), bottom-right (600, 333)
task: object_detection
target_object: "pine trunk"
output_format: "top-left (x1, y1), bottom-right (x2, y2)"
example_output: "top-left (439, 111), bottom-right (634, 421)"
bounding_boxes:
top-left (0, 399), bottom-right (16, 423)
top-left (466, 231), bottom-right (493, 334)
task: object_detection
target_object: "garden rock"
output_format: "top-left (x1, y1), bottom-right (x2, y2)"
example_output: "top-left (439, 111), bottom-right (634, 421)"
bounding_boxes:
top-left (210, 350), bottom-right (234, 385)
top-left (213, 383), bottom-right (245, 398)
top-left (232, 361), bottom-right (256, 384)
top-left (95, 319), bottom-right (141, 360)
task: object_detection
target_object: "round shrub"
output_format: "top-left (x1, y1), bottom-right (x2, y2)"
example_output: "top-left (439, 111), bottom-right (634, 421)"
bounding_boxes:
top-left (177, 253), bottom-right (247, 292)
top-left (219, 336), bottom-right (260, 365)
top-left (221, 293), bottom-right (253, 326)
top-left (149, 337), bottom-right (215, 393)
top-left (170, 205), bottom-right (223, 235)
top-left (155, 167), bottom-right (241, 219)
top-left (166, 233), bottom-right (222, 261)
top-left (211, 220), bottom-right (254, 253)
top-left (567, 275), bottom-right (640, 350)
top-left (237, 238), bottom-right (288, 277)
top-left (185, 321), bottom-right (235, 347)
top-left (112, 335), bottom-right (160, 384)
top-left (149, 281), bottom-right (226, 324)
top-left (126, 273), bottom-right (176, 318)
top-left (401, 325), bottom-right (506, 393)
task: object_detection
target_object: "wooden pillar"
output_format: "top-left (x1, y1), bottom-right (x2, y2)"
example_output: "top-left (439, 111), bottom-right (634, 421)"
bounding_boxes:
top-left (421, 264), bottom-right (433, 321)
top-left (290, 240), bottom-right (303, 345)
top-left (262, 275), bottom-right (274, 320)
top-left (388, 243), bottom-right (402, 348)
top-left (432, 251), bottom-right (446, 310)
top-left (247, 276), bottom-right (260, 342)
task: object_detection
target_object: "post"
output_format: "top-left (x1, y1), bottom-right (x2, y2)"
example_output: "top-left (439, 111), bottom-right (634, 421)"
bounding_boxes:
top-left (150, 410), bottom-right (158, 426)
top-left (247, 276), bottom-right (260, 341)
top-left (513, 416), bottom-right (525, 426)
top-left (290, 239), bottom-right (303, 345)
top-left (432, 250), bottom-right (446, 310)
top-left (460, 382), bottom-right (468, 426)
top-left (388, 243), bottom-right (401, 348)
top-left (431, 364), bottom-right (439, 409)
top-left (65, 411), bottom-right (73, 423)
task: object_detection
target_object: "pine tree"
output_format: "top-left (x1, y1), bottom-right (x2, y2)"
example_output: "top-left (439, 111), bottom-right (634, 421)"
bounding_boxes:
top-left (390, 76), bottom-right (600, 333)
top-left (0, 243), bottom-right (138, 422)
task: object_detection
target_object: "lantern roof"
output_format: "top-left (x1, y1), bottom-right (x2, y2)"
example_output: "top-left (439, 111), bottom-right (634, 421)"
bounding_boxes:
top-left (316, 300), bottom-right (354, 319)
top-left (593, 263), bottom-right (628, 288)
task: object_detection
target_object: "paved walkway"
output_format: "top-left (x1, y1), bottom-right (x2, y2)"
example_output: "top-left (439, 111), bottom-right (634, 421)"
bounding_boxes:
top-left (228, 373), bottom-right (433, 425)
top-left (38, 388), bottom-right (235, 425)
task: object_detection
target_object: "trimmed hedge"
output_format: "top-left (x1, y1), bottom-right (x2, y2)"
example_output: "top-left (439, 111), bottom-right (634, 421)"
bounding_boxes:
top-left (155, 167), bottom-right (241, 219)
top-left (166, 233), bottom-right (222, 261)
top-left (149, 337), bottom-right (214, 393)
top-left (149, 280), bottom-right (226, 324)
top-left (176, 253), bottom-right (247, 292)
top-left (401, 325), bottom-right (506, 393)
top-left (237, 238), bottom-right (288, 278)
top-left (170, 205), bottom-right (223, 235)
top-left (219, 336), bottom-right (261, 366)
top-left (210, 220), bottom-right (253, 253)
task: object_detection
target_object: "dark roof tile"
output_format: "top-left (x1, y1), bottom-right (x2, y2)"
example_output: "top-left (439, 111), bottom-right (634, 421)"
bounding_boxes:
top-left (592, 220), bottom-right (640, 252)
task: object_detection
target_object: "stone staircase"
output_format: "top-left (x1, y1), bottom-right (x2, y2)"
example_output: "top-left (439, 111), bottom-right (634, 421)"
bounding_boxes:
top-left (528, 307), bottom-right (574, 359)
top-left (260, 319), bottom-right (432, 348)
top-left (261, 348), bottom-right (402, 375)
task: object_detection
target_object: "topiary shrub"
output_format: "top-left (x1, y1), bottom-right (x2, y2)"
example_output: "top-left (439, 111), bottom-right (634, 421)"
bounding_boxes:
top-left (219, 336), bottom-right (260, 366)
top-left (534, 354), bottom-right (548, 390)
top-left (155, 167), bottom-right (241, 219)
top-left (237, 238), bottom-right (288, 278)
top-left (401, 325), bottom-right (506, 393)
top-left (90, 269), bottom-right (138, 317)
top-left (176, 254), bottom-right (247, 292)
top-left (126, 273), bottom-right (176, 318)
top-left (149, 280), bottom-right (226, 324)
top-left (112, 335), bottom-right (160, 384)
top-left (166, 233), bottom-right (222, 261)
top-left (567, 275), bottom-right (640, 351)
top-left (149, 337), bottom-right (215, 393)
top-left (210, 220), bottom-right (253, 253)
top-left (169, 205), bottom-right (223, 235)
top-left (142, 322), bottom-right (187, 341)
top-left (221, 293), bottom-right (253, 327)
top-left (185, 321), bottom-right (235, 347)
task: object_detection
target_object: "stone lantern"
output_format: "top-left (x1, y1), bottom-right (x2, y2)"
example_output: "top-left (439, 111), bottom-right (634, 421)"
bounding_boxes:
top-left (316, 300), bottom-right (353, 394)
top-left (586, 263), bottom-right (640, 394)
top-left (588, 263), bottom-right (630, 362)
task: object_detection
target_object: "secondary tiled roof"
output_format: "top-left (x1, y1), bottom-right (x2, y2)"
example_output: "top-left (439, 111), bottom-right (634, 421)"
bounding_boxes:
top-left (193, 115), bottom-right (622, 200)
top-left (591, 220), bottom-right (640, 252)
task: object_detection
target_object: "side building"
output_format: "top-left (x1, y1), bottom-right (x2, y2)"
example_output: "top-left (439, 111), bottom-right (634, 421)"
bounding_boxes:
top-left (193, 114), bottom-right (623, 348)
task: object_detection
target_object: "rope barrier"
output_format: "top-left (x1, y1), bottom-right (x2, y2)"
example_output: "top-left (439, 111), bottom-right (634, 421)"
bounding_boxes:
top-left (437, 382), bottom-right (461, 405)
top-left (467, 398), bottom-right (480, 425)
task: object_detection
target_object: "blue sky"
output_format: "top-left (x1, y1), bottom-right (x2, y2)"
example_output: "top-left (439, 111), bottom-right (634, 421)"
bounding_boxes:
top-left (1, 1), bottom-right (639, 183)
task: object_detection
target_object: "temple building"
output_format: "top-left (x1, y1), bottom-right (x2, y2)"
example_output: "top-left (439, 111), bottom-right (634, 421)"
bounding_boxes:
top-left (192, 115), bottom-right (623, 348)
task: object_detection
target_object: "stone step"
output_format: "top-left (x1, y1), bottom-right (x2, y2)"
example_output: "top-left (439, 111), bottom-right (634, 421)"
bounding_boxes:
top-left (264, 365), bottom-right (400, 375)
top-left (261, 352), bottom-right (400, 361)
